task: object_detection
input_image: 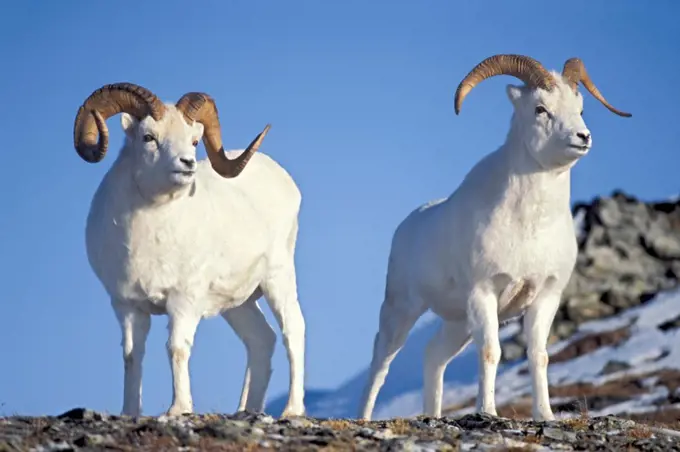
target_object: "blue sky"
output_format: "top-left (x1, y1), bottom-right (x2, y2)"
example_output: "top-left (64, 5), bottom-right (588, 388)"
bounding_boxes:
top-left (0, 0), bottom-right (678, 416)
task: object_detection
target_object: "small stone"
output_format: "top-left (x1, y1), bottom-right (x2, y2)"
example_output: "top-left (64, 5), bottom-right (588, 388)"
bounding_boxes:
top-left (392, 439), bottom-right (454, 451)
top-left (258, 414), bottom-right (275, 425)
top-left (373, 428), bottom-right (397, 440)
top-left (281, 417), bottom-right (311, 429)
top-left (229, 420), bottom-right (250, 429)
top-left (41, 440), bottom-right (74, 451)
top-left (541, 426), bottom-right (577, 442)
top-left (618, 419), bottom-right (637, 429)
top-left (73, 433), bottom-right (110, 447)
top-left (601, 289), bottom-right (639, 310)
top-left (501, 341), bottom-right (525, 362)
top-left (416, 440), bottom-right (456, 451)
top-left (267, 433), bottom-right (286, 441)
top-left (595, 198), bottom-right (623, 227)
top-left (297, 434), bottom-right (333, 446)
top-left (56, 408), bottom-right (103, 421)
top-left (553, 320), bottom-right (577, 340)
top-left (195, 424), bottom-right (243, 442)
top-left (642, 217), bottom-right (680, 260)
top-left (356, 427), bottom-right (379, 439)
top-left (565, 294), bottom-right (615, 322)
top-left (600, 360), bottom-right (631, 375)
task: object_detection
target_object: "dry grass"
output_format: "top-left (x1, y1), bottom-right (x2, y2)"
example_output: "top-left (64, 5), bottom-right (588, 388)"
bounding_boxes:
top-left (320, 419), bottom-right (357, 431)
top-left (195, 439), bottom-right (273, 451)
top-left (387, 418), bottom-right (411, 435)
top-left (563, 416), bottom-right (589, 430)
top-left (504, 446), bottom-right (539, 452)
top-left (523, 434), bottom-right (541, 444)
top-left (556, 396), bottom-right (590, 433)
top-left (627, 425), bottom-right (653, 440)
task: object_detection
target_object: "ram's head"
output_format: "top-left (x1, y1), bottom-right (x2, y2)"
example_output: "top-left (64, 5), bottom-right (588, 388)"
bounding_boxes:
top-left (73, 83), bottom-right (269, 188)
top-left (454, 54), bottom-right (631, 170)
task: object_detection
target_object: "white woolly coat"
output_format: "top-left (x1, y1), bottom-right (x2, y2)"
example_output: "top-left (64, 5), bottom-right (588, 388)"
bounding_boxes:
top-left (386, 135), bottom-right (578, 323)
top-left (86, 149), bottom-right (301, 317)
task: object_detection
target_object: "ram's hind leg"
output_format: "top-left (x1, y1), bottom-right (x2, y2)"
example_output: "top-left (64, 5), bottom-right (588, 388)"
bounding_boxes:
top-left (222, 288), bottom-right (276, 413)
top-left (358, 293), bottom-right (426, 421)
top-left (112, 300), bottom-right (151, 417)
top-left (261, 221), bottom-right (306, 417)
top-left (423, 319), bottom-right (471, 417)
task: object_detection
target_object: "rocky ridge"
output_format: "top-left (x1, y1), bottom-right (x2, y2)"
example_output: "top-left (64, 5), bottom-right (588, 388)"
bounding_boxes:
top-left (3, 408), bottom-right (680, 451)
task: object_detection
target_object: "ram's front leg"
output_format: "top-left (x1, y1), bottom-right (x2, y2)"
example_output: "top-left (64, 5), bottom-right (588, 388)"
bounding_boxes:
top-left (467, 284), bottom-right (501, 416)
top-left (112, 300), bottom-right (151, 417)
top-left (166, 297), bottom-right (201, 416)
top-left (523, 289), bottom-right (561, 421)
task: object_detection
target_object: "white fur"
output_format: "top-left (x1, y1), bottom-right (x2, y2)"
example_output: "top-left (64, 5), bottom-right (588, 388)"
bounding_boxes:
top-left (358, 71), bottom-right (624, 421)
top-left (85, 104), bottom-right (306, 417)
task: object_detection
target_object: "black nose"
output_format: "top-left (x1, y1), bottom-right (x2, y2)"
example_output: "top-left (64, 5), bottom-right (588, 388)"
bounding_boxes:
top-left (577, 132), bottom-right (591, 144)
top-left (180, 157), bottom-right (196, 169)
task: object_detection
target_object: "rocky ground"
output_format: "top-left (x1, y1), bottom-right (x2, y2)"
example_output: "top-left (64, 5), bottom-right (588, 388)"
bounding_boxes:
top-left (3, 408), bottom-right (680, 451)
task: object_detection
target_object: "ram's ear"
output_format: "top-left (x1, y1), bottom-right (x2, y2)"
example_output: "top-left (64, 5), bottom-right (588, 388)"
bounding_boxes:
top-left (506, 84), bottom-right (523, 108)
top-left (120, 113), bottom-right (138, 139)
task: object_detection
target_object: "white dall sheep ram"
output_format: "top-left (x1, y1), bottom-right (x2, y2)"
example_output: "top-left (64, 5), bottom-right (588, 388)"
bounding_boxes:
top-left (73, 83), bottom-right (306, 417)
top-left (358, 55), bottom-right (631, 421)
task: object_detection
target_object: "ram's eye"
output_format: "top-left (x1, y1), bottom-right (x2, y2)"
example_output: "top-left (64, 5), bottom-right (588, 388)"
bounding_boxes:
top-left (535, 106), bottom-right (548, 115)
top-left (192, 140), bottom-right (199, 147)
top-left (143, 134), bottom-right (155, 143)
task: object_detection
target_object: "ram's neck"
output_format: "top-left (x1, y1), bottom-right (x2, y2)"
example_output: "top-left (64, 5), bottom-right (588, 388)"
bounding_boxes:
top-left (495, 134), bottom-right (573, 225)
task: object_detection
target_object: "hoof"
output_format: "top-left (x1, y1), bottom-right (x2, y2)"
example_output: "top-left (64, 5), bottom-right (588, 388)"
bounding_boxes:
top-left (166, 405), bottom-right (193, 417)
top-left (281, 406), bottom-right (306, 418)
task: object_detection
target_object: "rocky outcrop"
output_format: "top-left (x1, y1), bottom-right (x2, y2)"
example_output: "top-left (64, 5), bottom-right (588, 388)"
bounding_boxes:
top-left (501, 191), bottom-right (680, 362)
top-left (3, 408), bottom-right (680, 451)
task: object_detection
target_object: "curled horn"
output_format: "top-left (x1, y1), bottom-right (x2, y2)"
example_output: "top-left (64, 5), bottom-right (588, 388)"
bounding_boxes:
top-left (454, 54), bottom-right (557, 114)
top-left (176, 92), bottom-right (270, 178)
top-left (562, 58), bottom-right (632, 117)
top-left (74, 83), bottom-right (166, 162)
